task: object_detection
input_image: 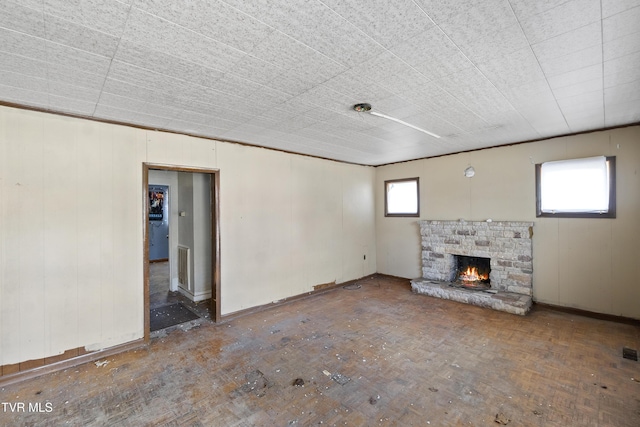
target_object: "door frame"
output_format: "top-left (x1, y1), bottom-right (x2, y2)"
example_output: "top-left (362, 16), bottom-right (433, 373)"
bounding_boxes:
top-left (143, 163), bottom-right (221, 342)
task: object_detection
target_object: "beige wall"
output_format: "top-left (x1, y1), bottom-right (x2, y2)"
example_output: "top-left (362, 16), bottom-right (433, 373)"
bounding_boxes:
top-left (0, 106), bottom-right (376, 365)
top-left (218, 143), bottom-right (377, 313)
top-left (376, 126), bottom-right (640, 319)
top-left (2, 102), bottom-right (636, 369)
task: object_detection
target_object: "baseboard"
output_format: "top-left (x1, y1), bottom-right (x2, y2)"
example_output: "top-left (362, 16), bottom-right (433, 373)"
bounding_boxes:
top-left (534, 302), bottom-right (640, 326)
top-left (0, 339), bottom-right (146, 387)
top-left (221, 274), bottom-right (377, 322)
top-left (177, 286), bottom-right (212, 302)
top-left (375, 273), bottom-right (413, 282)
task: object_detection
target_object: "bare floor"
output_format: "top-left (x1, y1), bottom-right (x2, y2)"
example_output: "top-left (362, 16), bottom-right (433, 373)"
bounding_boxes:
top-left (1, 276), bottom-right (639, 426)
top-left (149, 261), bottom-right (212, 321)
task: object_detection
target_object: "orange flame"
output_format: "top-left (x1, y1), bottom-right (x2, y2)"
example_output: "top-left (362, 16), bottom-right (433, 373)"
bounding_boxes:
top-left (458, 266), bottom-right (488, 282)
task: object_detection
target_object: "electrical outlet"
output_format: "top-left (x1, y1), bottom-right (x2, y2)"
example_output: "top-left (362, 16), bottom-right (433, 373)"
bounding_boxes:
top-left (623, 347), bottom-right (638, 361)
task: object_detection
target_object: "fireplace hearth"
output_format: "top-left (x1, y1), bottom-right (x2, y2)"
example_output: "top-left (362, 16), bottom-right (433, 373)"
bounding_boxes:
top-left (411, 220), bottom-right (534, 315)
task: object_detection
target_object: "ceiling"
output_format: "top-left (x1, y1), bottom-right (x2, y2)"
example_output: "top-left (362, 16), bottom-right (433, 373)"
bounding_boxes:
top-left (1, 0), bottom-right (639, 165)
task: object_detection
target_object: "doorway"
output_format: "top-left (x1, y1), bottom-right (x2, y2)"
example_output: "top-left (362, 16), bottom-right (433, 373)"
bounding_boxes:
top-left (143, 164), bottom-right (221, 341)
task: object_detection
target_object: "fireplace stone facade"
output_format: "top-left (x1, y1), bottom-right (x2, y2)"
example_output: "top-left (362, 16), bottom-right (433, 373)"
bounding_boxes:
top-left (411, 220), bottom-right (534, 315)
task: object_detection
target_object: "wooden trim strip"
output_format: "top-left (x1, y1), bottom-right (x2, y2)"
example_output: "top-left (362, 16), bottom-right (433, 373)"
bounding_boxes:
top-left (0, 339), bottom-right (146, 387)
top-left (374, 273), bottom-right (412, 282)
top-left (143, 165), bottom-right (151, 343)
top-left (220, 274), bottom-right (377, 322)
top-left (0, 101), bottom-right (369, 167)
top-left (376, 122), bottom-right (640, 167)
top-left (212, 169), bottom-right (222, 323)
top-left (1, 101), bottom-right (638, 169)
top-left (534, 302), bottom-right (640, 326)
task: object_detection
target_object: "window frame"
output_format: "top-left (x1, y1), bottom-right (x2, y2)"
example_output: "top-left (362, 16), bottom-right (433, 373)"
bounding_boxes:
top-left (535, 156), bottom-right (616, 218)
top-left (384, 177), bottom-right (420, 218)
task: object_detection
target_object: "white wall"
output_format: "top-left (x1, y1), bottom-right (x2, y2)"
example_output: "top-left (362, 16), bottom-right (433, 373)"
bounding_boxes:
top-left (0, 105), bottom-right (376, 366)
top-left (192, 173), bottom-right (212, 301)
top-left (177, 171), bottom-right (195, 295)
top-left (376, 126), bottom-right (640, 319)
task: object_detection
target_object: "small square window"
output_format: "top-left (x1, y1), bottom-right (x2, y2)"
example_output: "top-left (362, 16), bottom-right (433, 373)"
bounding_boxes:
top-left (536, 156), bottom-right (616, 218)
top-left (385, 178), bottom-right (419, 217)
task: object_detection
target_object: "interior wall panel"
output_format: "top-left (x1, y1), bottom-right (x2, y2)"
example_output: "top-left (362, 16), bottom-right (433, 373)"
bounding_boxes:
top-left (76, 120), bottom-right (103, 347)
top-left (105, 126), bottom-right (146, 349)
top-left (339, 163), bottom-right (377, 283)
top-left (609, 127), bottom-right (640, 318)
top-left (43, 115), bottom-right (79, 356)
top-left (289, 156), bottom-right (342, 294)
top-left (8, 110), bottom-right (46, 363)
top-left (97, 123), bottom-right (116, 350)
top-left (217, 144), bottom-right (297, 313)
top-left (146, 131), bottom-right (218, 169)
top-left (557, 219), bottom-right (613, 313)
top-left (0, 106), bottom-right (4, 365)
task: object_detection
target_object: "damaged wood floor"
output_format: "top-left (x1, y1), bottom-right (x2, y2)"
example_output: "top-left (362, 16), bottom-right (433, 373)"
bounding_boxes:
top-left (1, 276), bottom-right (639, 426)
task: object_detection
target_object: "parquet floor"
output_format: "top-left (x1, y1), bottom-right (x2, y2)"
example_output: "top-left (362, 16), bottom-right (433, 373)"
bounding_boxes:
top-left (1, 276), bottom-right (639, 426)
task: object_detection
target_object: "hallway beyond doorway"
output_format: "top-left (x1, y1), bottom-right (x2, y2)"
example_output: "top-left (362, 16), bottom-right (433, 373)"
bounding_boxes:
top-left (149, 261), bottom-right (212, 331)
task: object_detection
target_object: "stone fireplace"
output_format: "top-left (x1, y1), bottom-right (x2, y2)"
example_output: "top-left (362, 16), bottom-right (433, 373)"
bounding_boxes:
top-left (411, 220), bottom-right (534, 315)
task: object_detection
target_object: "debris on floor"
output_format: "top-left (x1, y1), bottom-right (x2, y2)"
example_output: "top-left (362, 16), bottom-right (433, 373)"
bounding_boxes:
top-left (369, 395), bottom-right (380, 405)
top-left (237, 369), bottom-right (273, 397)
top-left (292, 378), bottom-right (305, 387)
top-left (179, 321), bottom-right (201, 332)
top-left (94, 360), bottom-right (110, 368)
top-left (343, 283), bottom-right (361, 290)
top-left (533, 410), bottom-right (542, 416)
top-left (330, 372), bottom-right (351, 385)
top-left (494, 412), bottom-right (510, 425)
top-left (428, 387), bottom-right (438, 392)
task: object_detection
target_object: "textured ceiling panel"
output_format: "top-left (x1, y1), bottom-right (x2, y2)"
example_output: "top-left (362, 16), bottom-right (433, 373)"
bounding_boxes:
top-left (518, 0), bottom-right (601, 44)
top-left (321, 0), bottom-right (436, 49)
top-left (0, 0), bottom-right (638, 165)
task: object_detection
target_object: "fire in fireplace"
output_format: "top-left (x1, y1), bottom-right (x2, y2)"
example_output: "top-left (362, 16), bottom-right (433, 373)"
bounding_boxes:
top-left (453, 255), bottom-right (490, 290)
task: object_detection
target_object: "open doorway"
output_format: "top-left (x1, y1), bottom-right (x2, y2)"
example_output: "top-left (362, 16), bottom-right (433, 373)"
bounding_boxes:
top-left (143, 164), bottom-right (220, 341)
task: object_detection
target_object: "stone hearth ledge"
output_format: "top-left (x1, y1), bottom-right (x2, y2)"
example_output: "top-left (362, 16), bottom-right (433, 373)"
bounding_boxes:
top-left (411, 279), bottom-right (532, 315)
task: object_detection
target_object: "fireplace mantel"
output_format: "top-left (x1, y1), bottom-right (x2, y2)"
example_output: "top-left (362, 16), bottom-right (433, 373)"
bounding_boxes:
top-left (411, 220), bottom-right (534, 315)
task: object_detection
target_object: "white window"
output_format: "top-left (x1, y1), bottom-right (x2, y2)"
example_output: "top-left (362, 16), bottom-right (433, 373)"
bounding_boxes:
top-left (536, 156), bottom-right (615, 218)
top-left (385, 178), bottom-right (419, 217)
